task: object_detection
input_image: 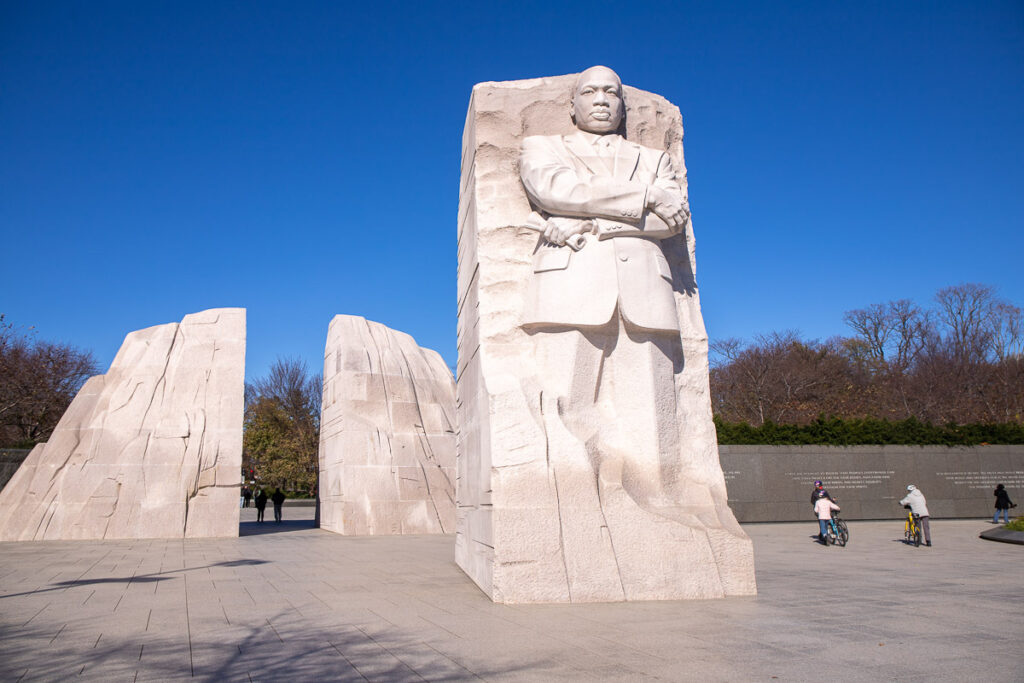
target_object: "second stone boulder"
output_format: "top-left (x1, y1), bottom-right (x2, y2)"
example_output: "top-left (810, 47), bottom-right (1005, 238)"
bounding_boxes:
top-left (318, 315), bottom-right (456, 534)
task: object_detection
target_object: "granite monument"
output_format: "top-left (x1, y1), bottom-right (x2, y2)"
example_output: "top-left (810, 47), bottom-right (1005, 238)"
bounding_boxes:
top-left (455, 67), bottom-right (756, 603)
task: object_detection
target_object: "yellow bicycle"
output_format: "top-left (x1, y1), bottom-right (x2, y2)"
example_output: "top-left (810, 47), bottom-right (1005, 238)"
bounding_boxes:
top-left (903, 505), bottom-right (922, 547)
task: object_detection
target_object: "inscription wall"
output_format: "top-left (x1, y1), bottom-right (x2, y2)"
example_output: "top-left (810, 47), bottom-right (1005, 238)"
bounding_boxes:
top-left (720, 445), bottom-right (1024, 522)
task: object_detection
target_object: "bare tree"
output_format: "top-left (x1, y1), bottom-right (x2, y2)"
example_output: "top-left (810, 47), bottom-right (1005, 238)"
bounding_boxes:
top-left (934, 283), bottom-right (999, 362)
top-left (843, 303), bottom-right (895, 365)
top-left (0, 315), bottom-right (99, 446)
top-left (889, 299), bottom-right (932, 371)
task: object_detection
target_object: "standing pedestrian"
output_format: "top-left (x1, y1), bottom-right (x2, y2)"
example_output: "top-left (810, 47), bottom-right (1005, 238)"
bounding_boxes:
top-left (900, 485), bottom-right (932, 547)
top-left (271, 488), bottom-right (286, 523)
top-left (254, 488), bottom-right (268, 523)
top-left (242, 485), bottom-right (252, 508)
top-left (810, 480), bottom-right (835, 508)
top-left (993, 484), bottom-right (1016, 525)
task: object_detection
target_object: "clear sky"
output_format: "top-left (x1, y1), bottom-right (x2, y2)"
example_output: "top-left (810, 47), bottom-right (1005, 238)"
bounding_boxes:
top-left (2, 1), bottom-right (1022, 381)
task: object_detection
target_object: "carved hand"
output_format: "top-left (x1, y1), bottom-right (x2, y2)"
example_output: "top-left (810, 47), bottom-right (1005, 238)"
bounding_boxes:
top-left (646, 187), bottom-right (689, 233)
top-left (543, 216), bottom-right (594, 246)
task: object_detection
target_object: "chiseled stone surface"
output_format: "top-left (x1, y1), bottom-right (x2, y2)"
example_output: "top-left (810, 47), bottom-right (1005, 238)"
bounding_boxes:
top-left (456, 70), bottom-right (755, 603)
top-left (0, 308), bottom-right (245, 540)
top-left (318, 315), bottom-right (456, 535)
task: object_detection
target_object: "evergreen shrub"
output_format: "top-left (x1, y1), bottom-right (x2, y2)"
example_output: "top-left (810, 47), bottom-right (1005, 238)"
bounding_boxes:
top-left (714, 416), bottom-right (1024, 446)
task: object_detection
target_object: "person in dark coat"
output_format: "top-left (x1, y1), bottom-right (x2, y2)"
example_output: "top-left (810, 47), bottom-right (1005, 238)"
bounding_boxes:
top-left (993, 484), bottom-right (1015, 524)
top-left (810, 480), bottom-right (834, 508)
top-left (254, 488), bottom-right (268, 522)
top-left (271, 488), bottom-right (286, 522)
top-left (242, 485), bottom-right (252, 508)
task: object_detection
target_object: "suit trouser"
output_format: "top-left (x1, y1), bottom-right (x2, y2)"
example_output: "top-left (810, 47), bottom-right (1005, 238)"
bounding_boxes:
top-left (531, 309), bottom-right (682, 502)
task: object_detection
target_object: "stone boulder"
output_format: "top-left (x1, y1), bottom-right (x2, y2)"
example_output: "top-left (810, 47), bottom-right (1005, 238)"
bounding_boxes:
top-left (0, 308), bottom-right (245, 540)
top-left (318, 315), bottom-right (455, 535)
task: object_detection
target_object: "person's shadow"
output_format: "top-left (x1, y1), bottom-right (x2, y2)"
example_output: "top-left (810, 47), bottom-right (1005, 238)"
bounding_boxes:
top-left (239, 518), bottom-right (317, 536)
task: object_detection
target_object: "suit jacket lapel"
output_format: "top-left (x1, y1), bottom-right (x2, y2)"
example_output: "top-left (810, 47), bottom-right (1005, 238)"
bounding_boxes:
top-left (615, 138), bottom-right (641, 180)
top-left (562, 133), bottom-right (599, 175)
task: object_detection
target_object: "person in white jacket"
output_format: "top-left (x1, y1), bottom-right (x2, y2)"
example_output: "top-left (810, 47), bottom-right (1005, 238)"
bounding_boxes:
top-left (814, 491), bottom-right (841, 545)
top-left (899, 484), bottom-right (931, 546)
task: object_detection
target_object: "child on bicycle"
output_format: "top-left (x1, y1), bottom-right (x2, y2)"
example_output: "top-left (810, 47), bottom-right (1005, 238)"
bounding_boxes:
top-left (814, 490), bottom-right (840, 545)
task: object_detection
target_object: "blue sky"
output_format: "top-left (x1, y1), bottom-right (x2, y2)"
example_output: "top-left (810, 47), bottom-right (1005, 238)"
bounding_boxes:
top-left (2, 1), bottom-right (1022, 381)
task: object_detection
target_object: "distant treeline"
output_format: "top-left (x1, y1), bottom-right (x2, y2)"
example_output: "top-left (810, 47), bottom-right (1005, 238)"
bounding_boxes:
top-left (710, 283), bottom-right (1024, 436)
top-left (715, 416), bottom-right (1024, 446)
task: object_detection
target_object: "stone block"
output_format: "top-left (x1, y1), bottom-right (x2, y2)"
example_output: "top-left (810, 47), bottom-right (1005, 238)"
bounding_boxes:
top-left (0, 308), bottom-right (245, 540)
top-left (317, 315), bottom-right (456, 535)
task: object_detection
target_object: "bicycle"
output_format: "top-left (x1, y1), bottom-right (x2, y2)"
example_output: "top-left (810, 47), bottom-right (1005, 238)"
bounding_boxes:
top-left (903, 505), bottom-right (922, 547)
top-left (825, 510), bottom-right (849, 547)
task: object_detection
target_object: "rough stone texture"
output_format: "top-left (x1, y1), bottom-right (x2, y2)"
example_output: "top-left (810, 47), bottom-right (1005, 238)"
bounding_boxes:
top-left (318, 315), bottom-right (456, 535)
top-left (720, 444), bottom-right (1024, 521)
top-left (0, 309), bottom-right (245, 540)
top-left (456, 73), bottom-right (756, 603)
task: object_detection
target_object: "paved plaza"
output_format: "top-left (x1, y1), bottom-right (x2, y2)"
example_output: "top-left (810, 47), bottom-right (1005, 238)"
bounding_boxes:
top-left (0, 506), bottom-right (1020, 681)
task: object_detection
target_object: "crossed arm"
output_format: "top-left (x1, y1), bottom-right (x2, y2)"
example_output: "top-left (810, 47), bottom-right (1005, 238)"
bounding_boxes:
top-left (519, 135), bottom-right (689, 245)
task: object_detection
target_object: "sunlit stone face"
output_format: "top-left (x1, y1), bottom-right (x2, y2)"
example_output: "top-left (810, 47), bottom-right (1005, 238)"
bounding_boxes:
top-left (571, 66), bottom-right (623, 134)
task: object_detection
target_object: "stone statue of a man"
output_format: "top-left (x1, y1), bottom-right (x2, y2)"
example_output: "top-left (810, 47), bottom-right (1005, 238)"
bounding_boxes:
top-left (519, 65), bottom-right (695, 509)
top-left (455, 65), bottom-right (755, 602)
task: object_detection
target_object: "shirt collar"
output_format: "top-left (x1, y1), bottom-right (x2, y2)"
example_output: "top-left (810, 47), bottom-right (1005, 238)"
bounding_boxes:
top-left (575, 130), bottom-right (621, 147)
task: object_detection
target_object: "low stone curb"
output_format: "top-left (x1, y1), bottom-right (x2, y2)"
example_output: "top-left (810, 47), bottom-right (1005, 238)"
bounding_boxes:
top-left (979, 526), bottom-right (1024, 545)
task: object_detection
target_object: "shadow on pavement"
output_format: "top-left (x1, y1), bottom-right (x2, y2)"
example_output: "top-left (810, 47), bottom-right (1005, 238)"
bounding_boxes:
top-left (0, 608), bottom-right (530, 680)
top-left (239, 519), bottom-right (318, 536)
top-left (0, 559), bottom-right (270, 599)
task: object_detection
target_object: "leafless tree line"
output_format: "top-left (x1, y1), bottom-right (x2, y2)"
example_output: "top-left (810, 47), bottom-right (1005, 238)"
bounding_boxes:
top-left (0, 316), bottom-right (99, 447)
top-left (711, 284), bottom-right (1024, 426)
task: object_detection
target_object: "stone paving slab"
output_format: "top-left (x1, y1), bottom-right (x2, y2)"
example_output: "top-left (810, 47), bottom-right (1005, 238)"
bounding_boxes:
top-left (1, 506), bottom-right (1020, 681)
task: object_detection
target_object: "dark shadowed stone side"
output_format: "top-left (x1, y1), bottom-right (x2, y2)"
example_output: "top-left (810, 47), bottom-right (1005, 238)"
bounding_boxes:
top-left (0, 449), bottom-right (32, 493)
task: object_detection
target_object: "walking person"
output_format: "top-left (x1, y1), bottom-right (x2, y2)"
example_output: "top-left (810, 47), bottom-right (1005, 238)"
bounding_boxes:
top-left (271, 488), bottom-right (286, 523)
top-left (254, 488), bottom-right (268, 523)
top-left (900, 485), bottom-right (932, 546)
top-left (814, 490), bottom-right (840, 545)
top-left (993, 484), bottom-right (1016, 525)
top-left (242, 485), bottom-right (252, 508)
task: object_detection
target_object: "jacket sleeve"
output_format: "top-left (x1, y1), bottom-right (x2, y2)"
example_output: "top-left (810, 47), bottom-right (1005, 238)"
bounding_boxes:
top-left (899, 494), bottom-right (909, 506)
top-left (520, 136), bottom-right (648, 221)
top-left (652, 150), bottom-right (685, 197)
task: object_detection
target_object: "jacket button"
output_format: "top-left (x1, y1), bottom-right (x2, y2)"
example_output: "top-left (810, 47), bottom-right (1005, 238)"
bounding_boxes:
top-left (619, 255), bottom-right (629, 262)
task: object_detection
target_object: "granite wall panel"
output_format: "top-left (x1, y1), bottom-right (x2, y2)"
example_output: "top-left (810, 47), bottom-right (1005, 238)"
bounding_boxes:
top-left (720, 445), bottom-right (1024, 521)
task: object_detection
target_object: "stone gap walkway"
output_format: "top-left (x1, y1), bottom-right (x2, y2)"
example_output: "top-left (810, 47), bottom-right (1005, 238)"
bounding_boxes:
top-left (0, 507), bottom-right (1020, 681)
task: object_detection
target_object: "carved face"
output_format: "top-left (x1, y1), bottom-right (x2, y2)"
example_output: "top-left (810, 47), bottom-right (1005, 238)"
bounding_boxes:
top-left (571, 66), bottom-right (623, 134)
